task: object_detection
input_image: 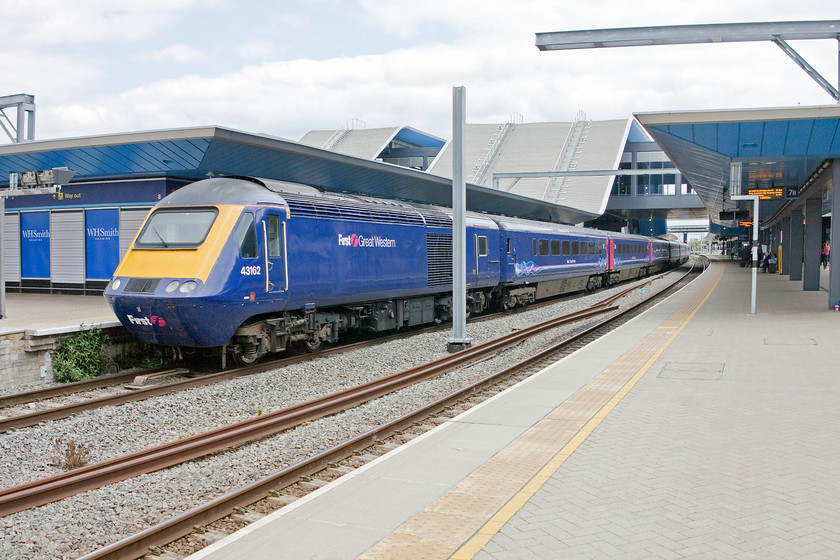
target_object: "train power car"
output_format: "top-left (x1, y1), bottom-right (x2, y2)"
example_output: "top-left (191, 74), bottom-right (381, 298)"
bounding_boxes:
top-left (104, 177), bottom-right (689, 365)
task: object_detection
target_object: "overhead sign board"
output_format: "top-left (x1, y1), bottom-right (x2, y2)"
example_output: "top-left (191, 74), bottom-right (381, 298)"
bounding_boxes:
top-left (746, 186), bottom-right (784, 200)
top-left (785, 186), bottom-right (800, 199)
top-left (719, 210), bottom-right (750, 221)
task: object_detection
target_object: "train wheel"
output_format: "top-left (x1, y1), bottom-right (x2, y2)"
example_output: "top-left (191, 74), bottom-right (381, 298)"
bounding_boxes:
top-left (230, 342), bottom-right (263, 367)
top-left (300, 337), bottom-right (322, 353)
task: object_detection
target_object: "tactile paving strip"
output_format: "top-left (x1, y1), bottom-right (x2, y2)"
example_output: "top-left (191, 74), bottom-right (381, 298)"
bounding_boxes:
top-left (359, 264), bottom-right (724, 560)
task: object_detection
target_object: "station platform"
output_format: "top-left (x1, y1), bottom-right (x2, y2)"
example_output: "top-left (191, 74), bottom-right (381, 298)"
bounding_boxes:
top-left (188, 258), bottom-right (840, 560)
top-left (0, 292), bottom-right (119, 337)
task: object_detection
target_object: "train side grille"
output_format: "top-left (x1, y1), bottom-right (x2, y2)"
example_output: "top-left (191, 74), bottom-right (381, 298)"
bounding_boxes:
top-left (427, 233), bottom-right (452, 287)
top-left (123, 278), bottom-right (161, 294)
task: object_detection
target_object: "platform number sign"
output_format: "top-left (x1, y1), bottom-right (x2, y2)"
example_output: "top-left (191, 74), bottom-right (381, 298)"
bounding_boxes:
top-left (785, 186), bottom-right (800, 200)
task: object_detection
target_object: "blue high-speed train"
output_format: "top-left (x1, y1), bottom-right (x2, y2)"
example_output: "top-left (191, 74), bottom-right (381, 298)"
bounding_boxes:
top-left (104, 177), bottom-right (689, 365)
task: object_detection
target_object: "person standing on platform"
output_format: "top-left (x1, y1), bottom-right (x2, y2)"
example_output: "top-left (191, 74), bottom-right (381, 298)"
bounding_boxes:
top-left (822, 242), bottom-right (830, 269)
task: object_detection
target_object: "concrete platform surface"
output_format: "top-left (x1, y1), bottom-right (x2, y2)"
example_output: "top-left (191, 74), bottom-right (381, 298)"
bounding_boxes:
top-left (0, 292), bottom-right (119, 336)
top-left (184, 258), bottom-right (840, 560)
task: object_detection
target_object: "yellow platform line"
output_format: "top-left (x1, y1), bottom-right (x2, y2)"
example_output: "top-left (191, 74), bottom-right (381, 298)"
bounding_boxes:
top-left (358, 263), bottom-right (723, 560)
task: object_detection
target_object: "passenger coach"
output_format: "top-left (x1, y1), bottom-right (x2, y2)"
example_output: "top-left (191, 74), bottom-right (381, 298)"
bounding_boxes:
top-left (105, 177), bottom-right (689, 365)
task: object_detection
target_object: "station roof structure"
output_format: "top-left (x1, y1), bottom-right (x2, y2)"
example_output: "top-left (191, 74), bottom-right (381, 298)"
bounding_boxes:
top-left (299, 126), bottom-right (445, 160)
top-left (426, 119), bottom-right (631, 217)
top-left (0, 125), bottom-right (594, 224)
top-left (635, 105), bottom-right (840, 224)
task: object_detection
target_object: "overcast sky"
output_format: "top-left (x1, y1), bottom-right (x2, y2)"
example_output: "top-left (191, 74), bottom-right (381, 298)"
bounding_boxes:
top-left (3, 0), bottom-right (839, 144)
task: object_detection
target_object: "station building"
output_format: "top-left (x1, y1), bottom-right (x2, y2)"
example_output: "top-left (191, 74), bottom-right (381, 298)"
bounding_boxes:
top-left (2, 105), bottom-right (839, 310)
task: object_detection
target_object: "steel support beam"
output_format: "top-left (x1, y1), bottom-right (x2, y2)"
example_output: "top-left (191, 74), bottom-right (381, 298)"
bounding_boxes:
top-left (789, 208), bottom-right (804, 281)
top-left (803, 197), bottom-right (822, 291)
top-left (830, 162), bottom-right (840, 308)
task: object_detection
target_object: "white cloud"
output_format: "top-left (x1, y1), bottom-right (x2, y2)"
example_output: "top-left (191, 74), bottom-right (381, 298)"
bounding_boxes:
top-left (234, 41), bottom-right (277, 59)
top-left (136, 44), bottom-right (207, 63)
top-left (17, 0), bottom-right (840, 143)
top-left (3, 0), bottom-right (204, 45)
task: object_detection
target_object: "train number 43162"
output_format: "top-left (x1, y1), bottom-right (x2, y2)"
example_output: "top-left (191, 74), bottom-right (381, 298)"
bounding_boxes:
top-left (240, 265), bottom-right (262, 276)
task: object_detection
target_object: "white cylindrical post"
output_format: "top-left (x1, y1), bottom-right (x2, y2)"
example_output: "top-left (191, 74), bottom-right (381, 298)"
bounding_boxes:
top-left (447, 86), bottom-right (472, 352)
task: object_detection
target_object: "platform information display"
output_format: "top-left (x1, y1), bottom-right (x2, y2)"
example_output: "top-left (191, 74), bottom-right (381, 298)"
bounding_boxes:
top-left (746, 187), bottom-right (784, 200)
top-left (20, 212), bottom-right (50, 278)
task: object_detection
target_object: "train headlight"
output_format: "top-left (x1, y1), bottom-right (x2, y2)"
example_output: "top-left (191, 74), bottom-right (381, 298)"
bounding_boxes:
top-left (179, 280), bottom-right (198, 293)
top-left (111, 278), bottom-right (121, 291)
top-left (165, 280), bottom-right (180, 293)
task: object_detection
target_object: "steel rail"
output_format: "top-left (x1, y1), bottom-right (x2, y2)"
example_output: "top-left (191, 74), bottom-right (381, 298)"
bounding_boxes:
top-left (0, 368), bottom-right (171, 409)
top-left (79, 258), bottom-right (705, 560)
top-left (0, 305), bottom-right (617, 517)
top-left (0, 269), bottom-right (676, 429)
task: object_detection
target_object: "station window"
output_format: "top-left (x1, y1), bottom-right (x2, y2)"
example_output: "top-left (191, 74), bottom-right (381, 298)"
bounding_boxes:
top-left (550, 240), bottom-right (560, 256)
top-left (235, 212), bottom-right (257, 259)
top-left (539, 239), bottom-right (549, 256)
top-left (477, 235), bottom-right (488, 257)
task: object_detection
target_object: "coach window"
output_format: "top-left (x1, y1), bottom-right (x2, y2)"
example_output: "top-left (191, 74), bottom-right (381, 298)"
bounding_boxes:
top-left (550, 240), bottom-right (560, 256)
top-left (538, 239), bottom-right (549, 256)
top-left (533, 239), bottom-right (538, 255)
top-left (267, 215), bottom-right (281, 258)
top-left (562, 240), bottom-right (570, 255)
top-left (506, 238), bottom-right (511, 255)
top-left (580, 242), bottom-right (588, 255)
top-left (477, 235), bottom-right (488, 257)
top-left (235, 213), bottom-right (257, 259)
top-left (571, 241), bottom-right (580, 255)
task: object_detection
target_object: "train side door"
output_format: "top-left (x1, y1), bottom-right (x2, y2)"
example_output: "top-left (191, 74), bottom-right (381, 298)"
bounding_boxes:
top-left (262, 212), bottom-right (287, 298)
top-left (474, 232), bottom-right (493, 285)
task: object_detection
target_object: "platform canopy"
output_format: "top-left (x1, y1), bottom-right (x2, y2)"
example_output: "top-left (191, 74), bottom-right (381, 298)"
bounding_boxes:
top-left (0, 126), bottom-right (596, 224)
top-left (634, 105), bottom-right (840, 224)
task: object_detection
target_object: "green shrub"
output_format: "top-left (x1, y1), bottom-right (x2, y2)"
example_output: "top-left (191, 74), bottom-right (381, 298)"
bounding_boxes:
top-left (113, 342), bottom-right (166, 370)
top-left (52, 325), bottom-right (109, 383)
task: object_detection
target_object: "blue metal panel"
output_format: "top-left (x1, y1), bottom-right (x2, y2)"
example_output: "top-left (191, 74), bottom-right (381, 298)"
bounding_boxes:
top-left (738, 122), bottom-right (764, 157)
top-left (809, 119), bottom-right (839, 153)
top-left (717, 122), bottom-right (740, 157)
top-left (785, 119), bottom-right (813, 156)
top-left (20, 211), bottom-right (50, 278)
top-left (761, 120), bottom-right (788, 156)
top-left (0, 139), bottom-right (210, 180)
top-left (393, 128), bottom-right (445, 148)
top-left (662, 124), bottom-right (694, 143)
top-left (85, 209), bottom-right (120, 279)
top-left (692, 124), bottom-right (717, 152)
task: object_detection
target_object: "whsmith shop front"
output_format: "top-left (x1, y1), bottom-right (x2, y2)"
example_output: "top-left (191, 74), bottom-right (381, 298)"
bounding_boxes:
top-left (6, 178), bottom-right (187, 294)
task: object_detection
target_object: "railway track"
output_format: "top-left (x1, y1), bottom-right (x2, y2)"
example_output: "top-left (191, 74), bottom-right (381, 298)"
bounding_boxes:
top-left (0, 271), bottom-right (673, 433)
top-left (74, 257), bottom-right (705, 560)
top-left (0, 258), bottom-right (705, 560)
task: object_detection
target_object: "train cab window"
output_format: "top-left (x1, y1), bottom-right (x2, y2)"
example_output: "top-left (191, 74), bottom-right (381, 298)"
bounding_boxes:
top-left (562, 240), bottom-right (570, 255)
top-left (571, 241), bottom-right (580, 255)
top-left (506, 238), bottom-right (511, 255)
top-left (135, 208), bottom-right (217, 248)
top-left (235, 213), bottom-right (258, 259)
top-left (538, 239), bottom-right (549, 256)
top-left (266, 215), bottom-right (282, 258)
top-left (550, 240), bottom-right (560, 256)
top-left (477, 235), bottom-right (488, 257)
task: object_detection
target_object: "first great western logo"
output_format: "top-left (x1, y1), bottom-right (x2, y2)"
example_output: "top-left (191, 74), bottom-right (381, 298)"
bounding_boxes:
top-left (337, 233), bottom-right (396, 248)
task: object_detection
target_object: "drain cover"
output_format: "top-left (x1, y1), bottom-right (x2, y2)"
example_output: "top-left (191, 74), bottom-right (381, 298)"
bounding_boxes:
top-left (657, 362), bottom-right (724, 380)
